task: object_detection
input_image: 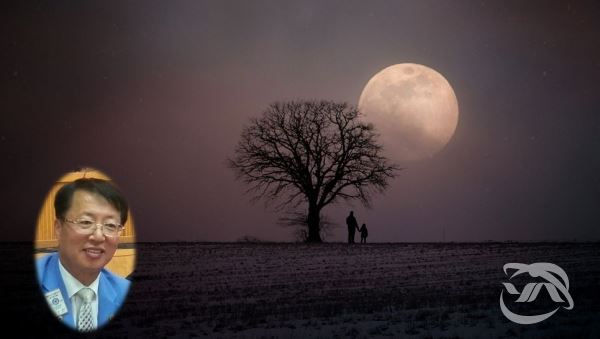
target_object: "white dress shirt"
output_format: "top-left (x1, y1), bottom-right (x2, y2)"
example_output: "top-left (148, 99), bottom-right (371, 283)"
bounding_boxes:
top-left (58, 260), bottom-right (100, 329)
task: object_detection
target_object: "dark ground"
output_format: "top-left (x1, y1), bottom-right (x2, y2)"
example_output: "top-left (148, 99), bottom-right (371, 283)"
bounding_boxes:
top-left (2, 242), bottom-right (599, 338)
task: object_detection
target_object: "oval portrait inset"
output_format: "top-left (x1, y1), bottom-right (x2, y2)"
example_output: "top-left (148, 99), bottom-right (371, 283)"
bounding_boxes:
top-left (34, 168), bottom-right (135, 332)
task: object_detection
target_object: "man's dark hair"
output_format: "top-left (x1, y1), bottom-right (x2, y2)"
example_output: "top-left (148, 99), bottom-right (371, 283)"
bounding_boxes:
top-left (54, 178), bottom-right (129, 224)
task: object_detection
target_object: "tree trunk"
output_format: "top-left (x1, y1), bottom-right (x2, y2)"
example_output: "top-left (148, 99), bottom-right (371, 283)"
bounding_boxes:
top-left (306, 203), bottom-right (322, 243)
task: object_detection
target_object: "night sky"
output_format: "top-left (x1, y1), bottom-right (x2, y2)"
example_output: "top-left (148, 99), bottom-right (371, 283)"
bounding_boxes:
top-left (2, 1), bottom-right (600, 242)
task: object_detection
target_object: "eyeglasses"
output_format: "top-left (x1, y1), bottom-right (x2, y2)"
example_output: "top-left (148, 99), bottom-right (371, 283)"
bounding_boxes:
top-left (62, 218), bottom-right (124, 238)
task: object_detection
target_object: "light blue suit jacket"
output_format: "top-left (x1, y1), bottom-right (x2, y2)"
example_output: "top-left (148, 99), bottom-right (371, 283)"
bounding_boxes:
top-left (36, 252), bottom-right (130, 330)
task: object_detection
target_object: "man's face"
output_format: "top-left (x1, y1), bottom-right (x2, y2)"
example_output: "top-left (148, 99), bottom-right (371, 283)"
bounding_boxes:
top-left (55, 190), bottom-right (120, 282)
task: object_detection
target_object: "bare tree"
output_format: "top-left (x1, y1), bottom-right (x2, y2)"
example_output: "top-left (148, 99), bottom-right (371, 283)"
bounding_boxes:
top-left (228, 100), bottom-right (399, 242)
top-left (277, 210), bottom-right (338, 242)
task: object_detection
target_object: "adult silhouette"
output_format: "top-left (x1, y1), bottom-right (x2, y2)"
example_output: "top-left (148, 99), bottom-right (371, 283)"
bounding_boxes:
top-left (359, 223), bottom-right (368, 243)
top-left (346, 211), bottom-right (359, 243)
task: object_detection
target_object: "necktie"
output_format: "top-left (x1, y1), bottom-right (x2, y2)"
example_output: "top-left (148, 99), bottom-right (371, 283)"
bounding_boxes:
top-left (77, 288), bottom-right (95, 332)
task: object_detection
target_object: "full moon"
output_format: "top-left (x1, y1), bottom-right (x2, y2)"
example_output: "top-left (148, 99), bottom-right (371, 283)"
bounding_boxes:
top-left (358, 63), bottom-right (459, 163)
